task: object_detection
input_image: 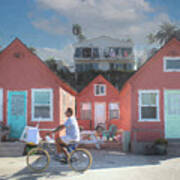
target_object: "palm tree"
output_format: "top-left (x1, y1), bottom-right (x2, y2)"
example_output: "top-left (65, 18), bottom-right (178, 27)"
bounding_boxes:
top-left (147, 22), bottom-right (180, 46)
top-left (72, 24), bottom-right (86, 42)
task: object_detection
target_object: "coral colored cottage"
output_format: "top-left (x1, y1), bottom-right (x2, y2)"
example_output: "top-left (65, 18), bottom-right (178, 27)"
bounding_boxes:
top-left (0, 38), bottom-right (76, 139)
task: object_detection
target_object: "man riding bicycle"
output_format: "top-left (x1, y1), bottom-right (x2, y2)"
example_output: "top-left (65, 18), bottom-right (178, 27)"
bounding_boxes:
top-left (47, 107), bottom-right (80, 161)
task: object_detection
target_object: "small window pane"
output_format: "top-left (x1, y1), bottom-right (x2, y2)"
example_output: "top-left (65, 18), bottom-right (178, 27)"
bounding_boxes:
top-left (109, 103), bottom-right (119, 110)
top-left (82, 103), bottom-right (91, 110)
top-left (92, 48), bottom-right (99, 58)
top-left (11, 94), bottom-right (25, 116)
top-left (34, 92), bottom-right (50, 105)
top-left (141, 107), bottom-right (157, 119)
top-left (75, 48), bottom-right (82, 58)
top-left (109, 103), bottom-right (119, 119)
top-left (34, 106), bottom-right (50, 118)
top-left (81, 103), bottom-right (92, 120)
top-left (96, 85), bottom-right (100, 95)
top-left (166, 59), bottom-right (180, 70)
top-left (82, 48), bottom-right (91, 58)
top-left (100, 86), bottom-right (104, 94)
top-left (95, 85), bottom-right (106, 96)
top-left (141, 93), bottom-right (156, 105)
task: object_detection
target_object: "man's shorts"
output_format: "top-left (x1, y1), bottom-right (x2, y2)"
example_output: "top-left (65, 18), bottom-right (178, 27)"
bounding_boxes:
top-left (61, 136), bottom-right (78, 144)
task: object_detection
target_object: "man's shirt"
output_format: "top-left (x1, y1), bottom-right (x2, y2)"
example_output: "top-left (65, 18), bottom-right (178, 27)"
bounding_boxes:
top-left (64, 116), bottom-right (80, 141)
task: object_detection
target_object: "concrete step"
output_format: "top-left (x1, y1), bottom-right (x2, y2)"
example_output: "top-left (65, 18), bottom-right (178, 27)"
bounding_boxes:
top-left (167, 141), bottom-right (180, 155)
top-left (0, 142), bottom-right (25, 157)
top-left (79, 142), bottom-right (122, 150)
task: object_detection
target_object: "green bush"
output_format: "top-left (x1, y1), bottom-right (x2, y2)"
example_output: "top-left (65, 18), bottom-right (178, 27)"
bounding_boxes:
top-left (154, 138), bottom-right (168, 146)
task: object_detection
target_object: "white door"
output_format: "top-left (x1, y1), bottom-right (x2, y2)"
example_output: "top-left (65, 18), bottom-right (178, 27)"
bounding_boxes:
top-left (94, 103), bottom-right (106, 128)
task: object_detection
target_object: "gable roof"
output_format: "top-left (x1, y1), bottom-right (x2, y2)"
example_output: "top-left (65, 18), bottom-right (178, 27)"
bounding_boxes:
top-left (0, 38), bottom-right (77, 95)
top-left (75, 71), bottom-right (134, 93)
top-left (126, 37), bottom-right (180, 85)
top-left (73, 35), bottom-right (133, 47)
top-left (78, 74), bottom-right (124, 95)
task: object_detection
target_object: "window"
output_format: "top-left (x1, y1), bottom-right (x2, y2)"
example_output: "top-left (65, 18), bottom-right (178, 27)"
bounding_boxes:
top-left (164, 57), bottom-right (180, 72)
top-left (74, 48), bottom-right (82, 58)
top-left (92, 48), bottom-right (99, 58)
top-left (94, 84), bottom-right (106, 96)
top-left (32, 89), bottom-right (53, 121)
top-left (121, 48), bottom-right (132, 57)
top-left (109, 103), bottom-right (120, 120)
top-left (127, 63), bottom-right (132, 70)
top-left (139, 90), bottom-right (159, 121)
top-left (82, 48), bottom-right (92, 58)
top-left (93, 63), bottom-right (99, 71)
top-left (104, 47), bottom-right (120, 58)
top-left (76, 64), bottom-right (83, 72)
top-left (81, 103), bottom-right (92, 120)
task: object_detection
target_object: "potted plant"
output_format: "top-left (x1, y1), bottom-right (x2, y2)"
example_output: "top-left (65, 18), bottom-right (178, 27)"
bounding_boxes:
top-left (154, 138), bottom-right (168, 155)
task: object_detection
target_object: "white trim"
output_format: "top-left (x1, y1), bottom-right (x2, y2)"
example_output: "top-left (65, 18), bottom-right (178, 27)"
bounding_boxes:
top-left (94, 84), bottom-right (106, 96)
top-left (0, 89), bottom-right (3, 122)
top-left (138, 90), bottom-right (160, 122)
top-left (31, 88), bottom-right (53, 122)
top-left (163, 56), bottom-right (180, 72)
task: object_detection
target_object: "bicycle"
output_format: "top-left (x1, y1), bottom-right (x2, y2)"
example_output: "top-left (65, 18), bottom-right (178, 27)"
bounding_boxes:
top-left (26, 135), bottom-right (93, 173)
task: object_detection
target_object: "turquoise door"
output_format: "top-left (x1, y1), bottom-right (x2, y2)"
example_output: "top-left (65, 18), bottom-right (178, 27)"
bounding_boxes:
top-left (164, 90), bottom-right (180, 138)
top-left (7, 91), bottom-right (27, 139)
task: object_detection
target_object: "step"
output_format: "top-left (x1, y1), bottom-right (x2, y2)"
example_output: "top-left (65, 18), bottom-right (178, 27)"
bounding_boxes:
top-left (79, 142), bottom-right (122, 150)
top-left (167, 142), bottom-right (180, 155)
top-left (0, 142), bottom-right (25, 157)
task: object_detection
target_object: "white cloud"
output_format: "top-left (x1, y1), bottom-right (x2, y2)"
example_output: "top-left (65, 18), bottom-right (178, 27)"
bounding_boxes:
top-left (36, 44), bottom-right (74, 66)
top-left (33, 0), bottom-right (170, 45)
top-left (32, 16), bottom-right (71, 35)
top-left (31, 0), bottom-right (172, 67)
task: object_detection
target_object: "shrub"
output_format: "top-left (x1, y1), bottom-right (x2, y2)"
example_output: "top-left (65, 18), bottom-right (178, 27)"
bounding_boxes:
top-left (154, 138), bottom-right (168, 146)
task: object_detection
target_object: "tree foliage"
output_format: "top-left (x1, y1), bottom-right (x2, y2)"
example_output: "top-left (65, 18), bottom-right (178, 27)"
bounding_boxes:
top-left (72, 24), bottom-right (86, 42)
top-left (45, 58), bottom-right (58, 73)
top-left (147, 22), bottom-right (180, 46)
top-left (28, 47), bottom-right (36, 54)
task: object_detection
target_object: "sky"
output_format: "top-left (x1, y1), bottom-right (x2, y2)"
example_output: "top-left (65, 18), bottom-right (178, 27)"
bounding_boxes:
top-left (0, 0), bottom-right (180, 65)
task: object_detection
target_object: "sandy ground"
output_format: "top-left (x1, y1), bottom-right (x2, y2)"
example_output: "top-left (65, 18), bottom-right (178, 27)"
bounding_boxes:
top-left (0, 150), bottom-right (180, 180)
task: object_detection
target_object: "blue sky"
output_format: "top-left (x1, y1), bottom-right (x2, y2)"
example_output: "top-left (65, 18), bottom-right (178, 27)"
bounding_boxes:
top-left (0, 0), bottom-right (180, 63)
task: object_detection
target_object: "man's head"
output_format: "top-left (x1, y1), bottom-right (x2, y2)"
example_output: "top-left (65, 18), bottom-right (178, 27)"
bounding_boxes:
top-left (65, 107), bottom-right (73, 117)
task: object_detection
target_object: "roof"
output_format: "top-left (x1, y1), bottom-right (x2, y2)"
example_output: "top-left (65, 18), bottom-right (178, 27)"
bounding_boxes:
top-left (74, 71), bottom-right (135, 92)
top-left (73, 35), bottom-right (133, 47)
top-left (127, 37), bottom-right (180, 84)
top-left (79, 74), bottom-right (120, 95)
top-left (0, 38), bottom-right (77, 95)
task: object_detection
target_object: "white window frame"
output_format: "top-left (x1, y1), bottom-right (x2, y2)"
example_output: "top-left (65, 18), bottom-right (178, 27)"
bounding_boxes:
top-left (94, 84), bottom-right (106, 96)
top-left (31, 88), bottom-right (53, 122)
top-left (109, 102), bottom-right (120, 120)
top-left (138, 90), bottom-right (160, 122)
top-left (164, 56), bottom-right (180, 72)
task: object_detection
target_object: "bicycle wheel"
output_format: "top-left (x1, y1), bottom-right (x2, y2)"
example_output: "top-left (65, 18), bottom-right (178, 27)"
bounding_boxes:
top-left (68, 148), bottom-right (93, 172)
top-left (26, 147), bottom-right (50, 172)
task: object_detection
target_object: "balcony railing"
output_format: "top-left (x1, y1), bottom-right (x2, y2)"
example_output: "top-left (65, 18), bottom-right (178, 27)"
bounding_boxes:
top-left (74, 54), bottom-right (134, 60)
